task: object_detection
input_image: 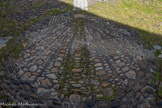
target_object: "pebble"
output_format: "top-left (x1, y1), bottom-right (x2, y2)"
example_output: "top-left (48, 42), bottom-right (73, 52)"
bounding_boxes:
top-left (46, 74), bottom-right (57, 80)
top-left (96, 94), bottom-right (103, 98)
top-left (122, 97), bottom-right (127, 103)
top-left (54, 62), bottom-right (61, 67)
top-left (86, 100), bottom-right (95, 107)
top-left (37, 88), bottom-right (49, 96)
top-left (69, 94), bottom-right (81, 104)
top-left (158, 54), bottom-right (162, 58)
top-left (135, 92), bottom-right (141, 99)
top-left (22, 72), bottom-right (31, 80)
top-left (72, 84), bottom-right (81, 88)
top-left (103, 88), bottom-right (113, 97)
top-left (74, 14), bottom-right (85, 18)
top-left (44, 50), bottom-right (51, 55)
top-left (101, 82), bottom-right (110, 87)
top-left (72, 69), bottom-right (82, 72)
top-left (136, 56), bottom-right (142, 61)
top-left (94, 63), bottom-right (102, 67)
top-left (96, 70), bottom-right (106, 76)
top-left (95, 67), bottom-right (103, 71)
top-left (122, 67), bottom-right (129, 72)
top-left (153, 45), bottom-right (161, 50)
top-left (23, 43), bottom-right (28, 48)
top-left (125, 70), bottom-right (136, 79)
top-left (29, 66), bottom-right (37, 72)
top-left (114, 56), bottom-right (119, 60)
top-left (118, 62), bottom-right (125, 67)
top-left (24, 53), bottom-right (30, 58)
top-left (41, 79), bottom-right (52, 87)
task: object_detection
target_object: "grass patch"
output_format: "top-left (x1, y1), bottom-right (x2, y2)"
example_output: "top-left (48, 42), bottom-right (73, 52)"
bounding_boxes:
top-left (155, 50), bottom-right (161, 56)
top-left (60, 0), bottom-right (73, 5)
top-left (88, 0), bottom-right (162, 47)
top-left (73, 18), bottom-right (85, 35)
top-left (28, 0), bottom-right (48, 9)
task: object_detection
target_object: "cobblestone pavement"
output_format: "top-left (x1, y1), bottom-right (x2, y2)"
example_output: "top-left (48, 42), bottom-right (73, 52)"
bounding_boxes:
top-left (0, 0), bottom-right (161, 108)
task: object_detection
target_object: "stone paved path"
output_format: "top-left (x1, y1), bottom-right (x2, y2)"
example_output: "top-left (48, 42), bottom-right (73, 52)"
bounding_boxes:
top-left (0, 0), bottom-right (160, 108)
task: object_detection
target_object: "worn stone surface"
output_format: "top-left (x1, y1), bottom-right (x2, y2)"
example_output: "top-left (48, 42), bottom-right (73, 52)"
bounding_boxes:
top-left (0, 0), bottom-right (158, 108)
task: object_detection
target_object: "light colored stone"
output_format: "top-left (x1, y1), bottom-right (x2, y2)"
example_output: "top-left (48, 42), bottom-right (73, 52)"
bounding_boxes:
top-left (22, 72), bottom-right (31, 80)
top-left (32, 72), bottom-right (39, 76)
top-left (114, 56), bottom-right (119, 60)
top-left (51, 92), bottom-right (58, 96)
top-left (17, 58), bottom-right (23, 62)
top-left (110, 53), bottom-right (117, 57)
top-left (95, 67), bottom-right (103, 71)
top-left (42, 79), bottom-right (52, 87)
top-left (23, 43), bottom-right (28, 48)
top-left (96, 70), bottom-right (106, 76)
top-left (123, 79), bottom-right (128, 85)
top-left (96, 94), bottom-right (103, 98)
top-left (53, 80), bottom-right (58, 84)
top-left (101, 82), bottom-right (110, 87)
top-left (79, 80), bottom-right (84, 84)
top-left (60, 94), bottom-right (64, 99)
top-left (57, 57), bottom-right (63, 61)
top-left (72, 69), bottom-right (81, 72)
top-left (37, 88), bottom-right (49, 95)
top-left (58, 54), bottom-right (64, 57)
top-left (118, 62), bottom-right (125, 67)
top-left (24, 53), bottom-right (30, 58)
top-left (94, 63), bottom-right (102, 67)
top-left (44, 50), bottom-right (51, 55)
top-left (136, 56), bottom-right (142, 61)
top-left (153, 45), bottom-right (161, 50)
top-left (103, 88), bottom-right (113, 97)
top-left (46, 74), bottom-right (57, 79)
top-left (54, 62), bottom-right (61, 67)
top-left (94, 59), bottom-right (100, 62)
top-left (125, 70), bottom-right (136, 79)
top-left (75, 54), bottom-right (81, 56)
top-left (158, 54), bottom-right (162, 58)
top-left (31, 50), bottom-right (37, 53)
top-left (60, 50), bottom-right (66, 53)
top-left (69, 94), bottom-right (81, 104)
top-left (51, 68), bottom-right (58, 72)
top-left (72, 84), bottom-right (81, 87)
top-left (29, 66), bottom-right (37, 72)
top-left (122, 67), bottom-right (129, 72)
top-left (74, 14), bottom-right (85, 18)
